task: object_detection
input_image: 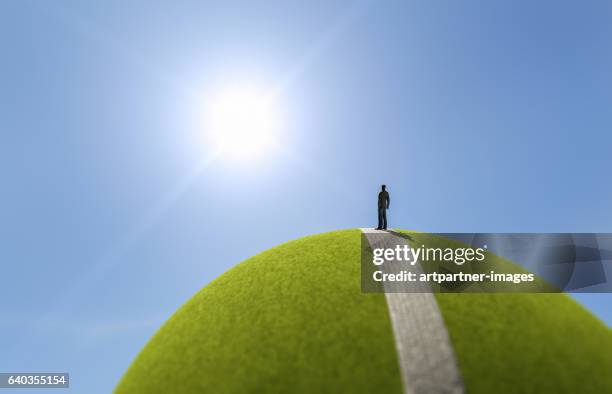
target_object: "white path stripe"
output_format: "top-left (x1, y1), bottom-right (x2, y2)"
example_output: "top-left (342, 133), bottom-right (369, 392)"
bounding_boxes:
top-left (361, 228), bottom-right (465, 394)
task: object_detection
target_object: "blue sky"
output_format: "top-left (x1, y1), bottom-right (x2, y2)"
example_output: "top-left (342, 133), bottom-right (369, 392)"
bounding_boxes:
top-left (2, 1), bottom-right (611, 392)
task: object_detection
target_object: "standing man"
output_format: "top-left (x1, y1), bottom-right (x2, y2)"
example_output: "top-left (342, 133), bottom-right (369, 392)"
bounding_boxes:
top-left (377, 184), bottom-right (390, 230)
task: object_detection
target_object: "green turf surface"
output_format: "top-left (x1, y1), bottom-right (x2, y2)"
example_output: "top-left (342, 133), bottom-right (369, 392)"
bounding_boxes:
top-left (437, 293), bottom-right (612, 394)
top-left (117, 229), bottom-right (612, 394)
top-left (399, 231), bottom-right (612, 393)
top-left (115, 230), bottom-right (403, 394)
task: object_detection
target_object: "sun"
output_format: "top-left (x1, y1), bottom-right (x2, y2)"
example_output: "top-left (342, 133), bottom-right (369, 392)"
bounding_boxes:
top-left (206, 88), bottom-right (280, 161)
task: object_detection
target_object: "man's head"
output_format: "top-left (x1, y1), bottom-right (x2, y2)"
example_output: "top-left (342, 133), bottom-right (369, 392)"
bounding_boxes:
top-left (381, 184), bottom-right (386, 191)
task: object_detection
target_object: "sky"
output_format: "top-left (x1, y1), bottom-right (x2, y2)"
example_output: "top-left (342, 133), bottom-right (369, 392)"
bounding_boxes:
top-left (1, 0), bottom-right (612, 392)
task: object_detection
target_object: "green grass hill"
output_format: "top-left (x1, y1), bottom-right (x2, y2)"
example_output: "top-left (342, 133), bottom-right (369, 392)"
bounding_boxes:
top-left (116, 229), bottom-right (612, 394)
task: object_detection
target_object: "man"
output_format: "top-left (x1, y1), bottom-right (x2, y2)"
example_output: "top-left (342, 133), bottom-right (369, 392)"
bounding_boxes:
top-left (377, 184), bottom-right (390, 230)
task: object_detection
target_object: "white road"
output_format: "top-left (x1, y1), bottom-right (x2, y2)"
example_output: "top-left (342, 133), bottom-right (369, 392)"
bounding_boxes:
top-left (361, 228), bottom-right (465, 394)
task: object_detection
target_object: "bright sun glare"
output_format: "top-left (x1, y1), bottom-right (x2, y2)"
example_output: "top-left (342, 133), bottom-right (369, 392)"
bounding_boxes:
top-left (206, 88), bottom-right (280, 161)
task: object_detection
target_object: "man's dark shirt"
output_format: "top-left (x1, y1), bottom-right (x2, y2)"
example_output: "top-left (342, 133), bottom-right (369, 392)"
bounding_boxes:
top-left (378, 191), bottom-right (390, 209)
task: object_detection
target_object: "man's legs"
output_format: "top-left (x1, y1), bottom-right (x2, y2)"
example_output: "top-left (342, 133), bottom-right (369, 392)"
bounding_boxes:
top-left (382, 209), bottom-right (387, 230)
top-left (377, 208), bottom-right (384, 230)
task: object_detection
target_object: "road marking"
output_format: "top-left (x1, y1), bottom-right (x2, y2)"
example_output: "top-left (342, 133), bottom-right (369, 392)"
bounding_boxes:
top-left (361, 228), bottom-right (465, 394)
